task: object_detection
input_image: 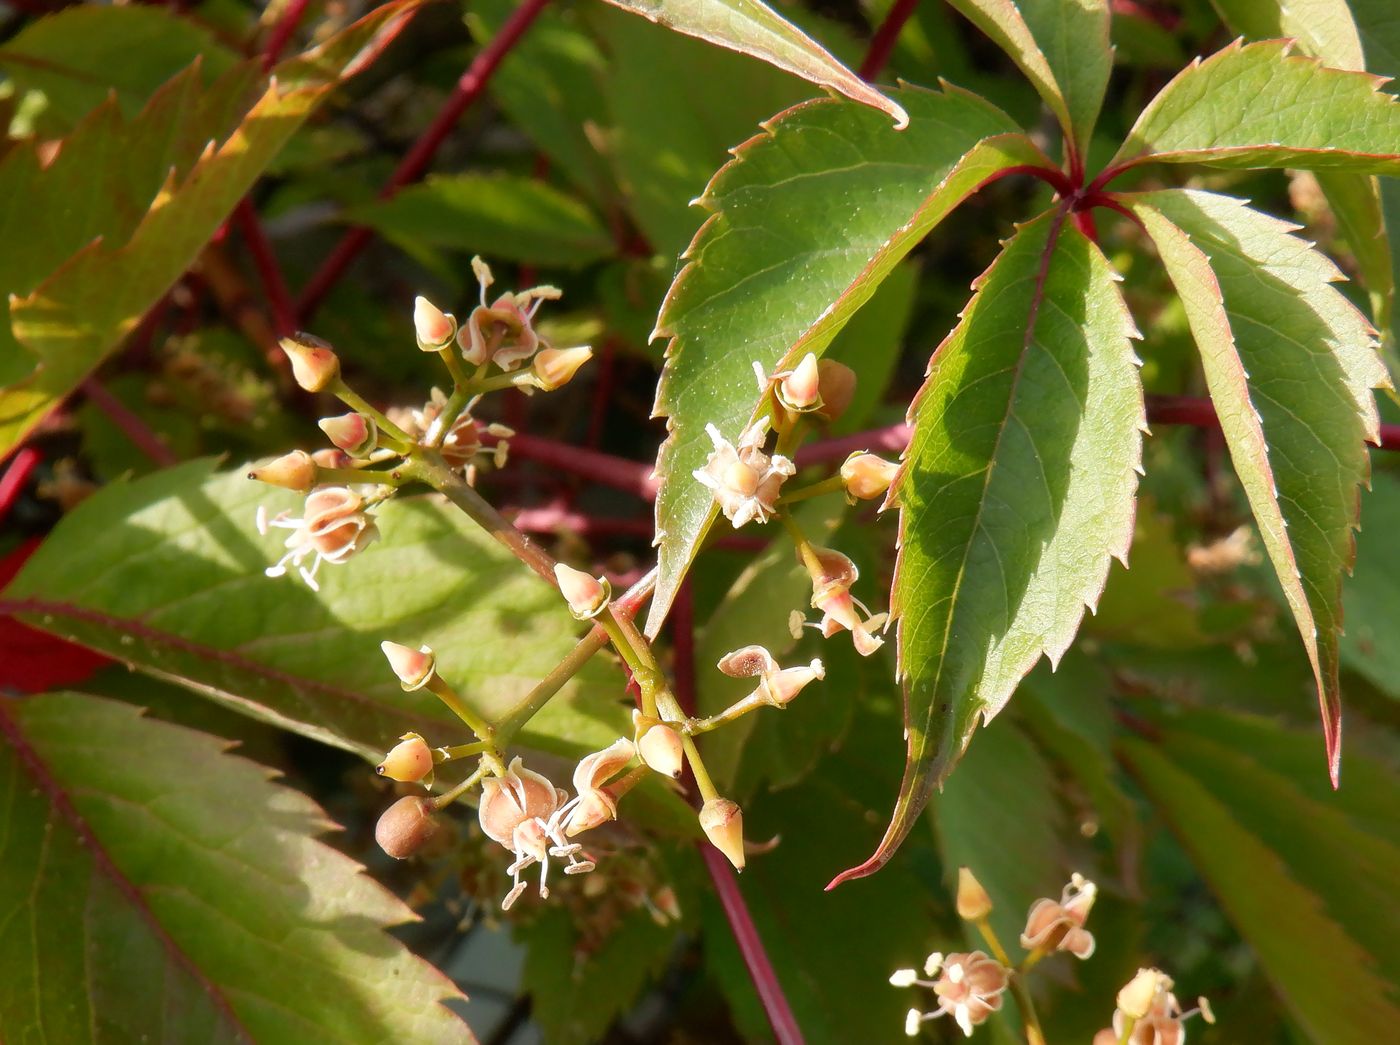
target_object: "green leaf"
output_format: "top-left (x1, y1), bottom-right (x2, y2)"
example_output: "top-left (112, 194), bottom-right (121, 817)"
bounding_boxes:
top-left (0, 460), bottom-right (631, 765)
top-left (823, 259), bottom-right (920, 435)
top-left (1121, 711), bottom-right (1400, 1040)
top-left (647, 85), bottom-right (1048, 633)
top-left (0, 4), bottom-right (239, 135)
top-left (1341, 469), bottom-right (1400, 700)
top-left (947, 0), bottom-right (1111, 155)
top-left (832, 209), bottom-right (1143, 885)
top-left (0, 692), bottom-right (473, 1042)
top-left (348, 173), bottom-right (613, 267)
top-left (1111, 39), bottom-right (1400, 173)
top-left (1128, 189), bottom-right (1388, 779)
top-left (598, 0), bottom-right (908, 128)
top-left (0, 0), bottom-right (418, 460)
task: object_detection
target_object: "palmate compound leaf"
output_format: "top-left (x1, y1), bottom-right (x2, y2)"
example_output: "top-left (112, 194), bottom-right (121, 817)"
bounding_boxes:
top-left (646, 84), bottom-right (1051, 633)
top-left (0, 460), bottom-right (630, 766)
top-left (1126, 189), bottom-right (1389, 782)
top-left (0, 692), bottom-right (473, 1042)
top-left (0, 0), bottom-right (421, 459)
top-left (1110, 39), bottom-right (1400, 174)
top-left (829, 209), bottom-right (1145, 887)
top-left (946, 0), bottom-right (1111, 157)
top-left (598, 0), bottom-right (907, 128)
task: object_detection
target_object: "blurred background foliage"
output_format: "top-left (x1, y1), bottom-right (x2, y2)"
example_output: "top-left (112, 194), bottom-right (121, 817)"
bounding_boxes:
top-left (1, 1), bottom-right (1398, 1042)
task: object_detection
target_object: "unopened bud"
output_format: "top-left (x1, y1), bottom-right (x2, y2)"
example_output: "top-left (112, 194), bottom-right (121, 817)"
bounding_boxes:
top-left (381, 641), bottom-right (436, 691)
top-left (814, 359), bottom-right (856, 421)
top-left (319, 412), bottom-right (377, 457)
top-left (375, 795), bottom-right (438, 858)
top-left (699, 797), bottom-right (745, 871)
top-left (633, 710), bottom-right (684, 778)
top-left (777, 353), bottom-right (822, 411)
top-left (840, 452), bottom-right (899, 500)
top-left (533, 346), bottom-right (593, 391)
top-left (248, 449), bottom-right (317, 491)
top-left (280, 333), bottom-right (340, 392)
top-left (1117, 968), bottom-right (1170, 1020)
top-left (414, 295), bottom-right (456, 350)
top-left (554, 563), bottom-right (611, 619)
top-left (956, 866), bottom-right (994, 920)
top-left (311, 447), bottom-right (353, 469)
top-left (377, 732), bottom-right (434, 784)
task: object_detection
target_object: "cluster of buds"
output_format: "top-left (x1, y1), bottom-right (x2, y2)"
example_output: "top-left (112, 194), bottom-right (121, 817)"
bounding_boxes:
top-left (389, 387), bottom-right (514, 476)
top-left (694, 418), bottom-right (796, 528)
top-left (1093, 969), bottom-right (1214, 1044)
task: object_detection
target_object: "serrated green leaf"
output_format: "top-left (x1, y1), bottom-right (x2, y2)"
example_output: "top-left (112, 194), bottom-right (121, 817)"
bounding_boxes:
top-left (0, 692), bottom-right (473, 1042)
top-left (598, 0), bottom-right (907, 128)
top-left (948, 0), bottom-right (1110, 155)
top-left (348, 173), bottom-right (613, 267)
top-left (0, 460), bottom-right (630, 764)
top-left (1112, 39), bottom-right (1400, 173)
top-left (1122, 713), bottom-right (1400, 1040)
top-left (1128, 189), bottom-right (1388, 780)
top-left (1341, 469), bottom-right (1400, 700)
top-left (647, 85), bottom-right (1048, 634)
top-left (833, 209), bottom-right (1143, 885)
top-left (0, 0), bottom-right (418, 459)
top-left (0, 4), bottom-right (239, 134)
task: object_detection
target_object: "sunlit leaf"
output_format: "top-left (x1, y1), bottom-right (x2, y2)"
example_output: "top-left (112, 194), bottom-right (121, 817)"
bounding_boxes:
top-left (647, 85), bottom-right (1047, 633)
top-left (0, 692), bottom-right (473, 1042)
top-left (1129, 189), bottom-right (1388, 779)
top-left (832, 209), bottom-right (1143, 885)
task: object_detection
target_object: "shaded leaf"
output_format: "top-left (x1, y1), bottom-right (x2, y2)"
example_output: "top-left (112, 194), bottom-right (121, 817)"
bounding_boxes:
top-left (0, 460), bottom-right (631, 765)
top-left (599, 0), bottom-right (907, 128)
top-left (0, 0), bottom-right (418, 459)
top-left (0, 692), bottom-right (472, 1042)
top-left (1341, 469), bottom-right (1400, 700)
top-left (0, 4), bottom-right (238, 134)
top-left (948, 0), bottom-right (1111, 154)
top-left (832, 210), bottom-right (1143, 885)
top-left (1111, 39), bottom-right (1400, 173)
top-left (647, 85), bottom-right (1047, 633)
top-left (1129, 189), bottom-right (1387, 779)
top-left (1121, 711), bottom-right (1400, 1040)
top-left (349, 173), bottom-right (613, 267)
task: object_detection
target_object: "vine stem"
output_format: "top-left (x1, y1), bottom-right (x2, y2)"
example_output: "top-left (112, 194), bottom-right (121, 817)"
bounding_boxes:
top-left (297, 0), bottom-right (552, 319)
top-left (859, 0), bottom-right (919, 80)
top-left (80, 378), bottom-right (178, 467)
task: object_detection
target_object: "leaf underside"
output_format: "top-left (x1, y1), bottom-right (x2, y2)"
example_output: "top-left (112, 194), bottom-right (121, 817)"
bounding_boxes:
top-left (647, 84), bottom-right (1048, 633)
top-left (0, 692), bottom-right (473, 1043)
top-left (831, 209), bottom-right (1144, 886)
top-left (1129, 189), bottom-right (1386, 781)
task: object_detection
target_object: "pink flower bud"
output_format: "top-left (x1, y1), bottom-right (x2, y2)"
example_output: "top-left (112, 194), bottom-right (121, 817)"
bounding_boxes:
top-left (375, 795), bottom-right (438, 859)
top-left (380, 641), bottom-right (436, 691)
top-left (376, 732), bottom-right (434, 784)
top-left (279, 333), bottom-right (340, 392)
top-left (777, 352), bottom-right (822, 411)
top-left (248, 450), bottom-right (317, 491)
top-left (414, 295), bottom-right (456, 350)
top-left (815, 359), bottom-right (857, 421)
top-left (699, 797), bottom-right (745, 871)
top-left (956, 867), bottom-right (994, 921)
top-left (633, 710), bottom-right (684, 778)
top-left (554, 563), bottom-right (611, 619)
top-left (533, 346), bottom-right (593, 390)
top-left (840, 452), bottom-right (899, 500)
top-left (318, 412), bottom-right (377, 457)
top-left (311, 447), bottom-right (353, 469)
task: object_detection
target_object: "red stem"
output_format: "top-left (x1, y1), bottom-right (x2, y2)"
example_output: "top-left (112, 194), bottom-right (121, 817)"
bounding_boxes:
top-left (261, 0), bottom-right (312, 69)
top-left (296, 0), bottom-right (552, 320)
top-left (232, 200), bottom-right (296, 336)
top-left (859, 0), bottom-right (919, 80)
top-left (0, 447), bottom-right (42, 525)
top-left (80, 379), bottom-right (179, 467)
top-left (495, 432), bottom-right (657, 500)
top-left (975, 163), bottom-right (1077, 200)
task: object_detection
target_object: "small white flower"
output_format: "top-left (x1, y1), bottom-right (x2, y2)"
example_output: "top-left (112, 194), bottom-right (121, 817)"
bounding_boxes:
top-left (693, 419), bottom-right (795, 527)
top-left (257, 486), bottom-right (378, 591)
top-left (478, 757), bottom-right (595, 910)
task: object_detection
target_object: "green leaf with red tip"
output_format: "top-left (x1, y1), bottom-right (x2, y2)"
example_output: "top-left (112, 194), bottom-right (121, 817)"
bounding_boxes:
top-left (598, 0), bottom-right (906, 128)
top-left (1127, 189), bottom-right (1387, 781)
top-left (0, 692), bottom-right (474, 1042)
top-left (1111, 39), bottom-right (1400, 174)
top-left (646, 84), bottom-right (1049, 634)
top-left (0, 0), bottom-right (421, 459)
top-left (947, 0), bottom-right (1111, 156)
top-left (830, 209), bottom-right (1144, 887)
